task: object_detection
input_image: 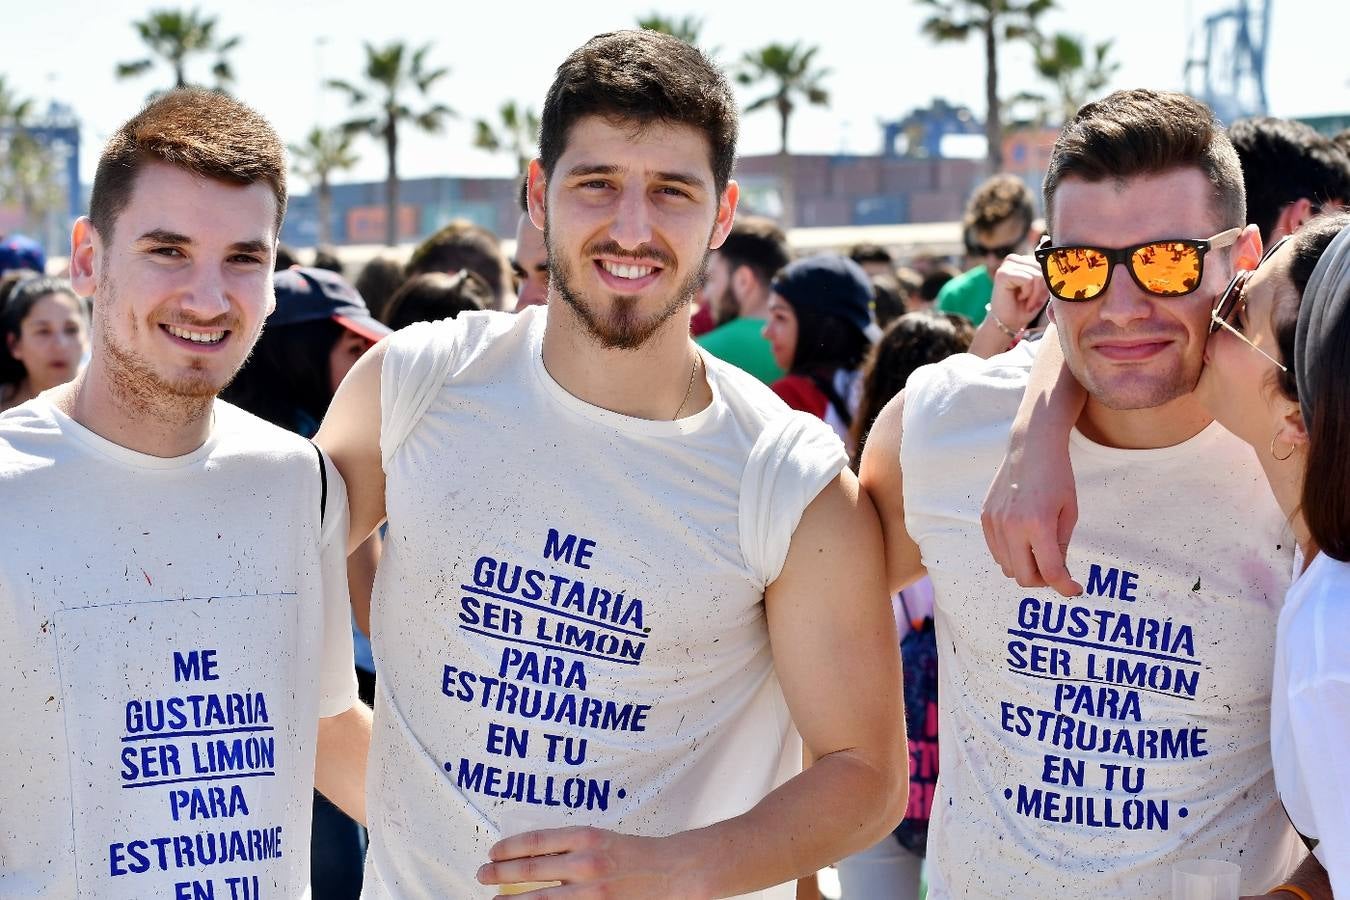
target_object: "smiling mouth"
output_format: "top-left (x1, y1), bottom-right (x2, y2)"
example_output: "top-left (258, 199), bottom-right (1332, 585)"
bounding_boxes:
top-left (596, 259), bottom-right (662, 281)
top-left (1092, 339), bottom-right (1172, 361)
top-left (162, 324), bottom-right (229, 346)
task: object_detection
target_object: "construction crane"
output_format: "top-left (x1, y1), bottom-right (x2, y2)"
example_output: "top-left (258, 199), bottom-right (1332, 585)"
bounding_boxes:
top-left (1185, 0), bottom-right (1272, 124)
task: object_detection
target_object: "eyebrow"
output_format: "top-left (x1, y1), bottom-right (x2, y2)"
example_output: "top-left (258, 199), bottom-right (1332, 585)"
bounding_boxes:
top-left (564, 163), bottom-right (708, 191)
top-left (134, 229), bottom-right (270, 254)
top-left (135, 229), bottom-right (193, 246)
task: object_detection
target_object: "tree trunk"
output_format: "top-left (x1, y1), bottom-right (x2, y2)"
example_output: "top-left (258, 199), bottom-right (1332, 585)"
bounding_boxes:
top-left (984, 15), bottom-right (1003, 173)
top-left (318, 178), bottom-right (332, 247)
top-left (384, 117), bottom-right (399, 248)
top-left (777, 98), bottom-right (796, 229)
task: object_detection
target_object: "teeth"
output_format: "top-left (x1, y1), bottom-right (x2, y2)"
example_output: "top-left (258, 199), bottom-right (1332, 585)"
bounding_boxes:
top-left (166, 325), bottom-right (225, 344)
top-left (600, 261), bottom-right (656, 280)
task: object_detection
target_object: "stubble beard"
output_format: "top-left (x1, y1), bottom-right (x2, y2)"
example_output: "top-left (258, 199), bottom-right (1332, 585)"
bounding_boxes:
top-left (1061, 326), bottom-right (1201, 411)
top-left (96, 273), bottom-right (238, 425)
top-left (545, 222), bottom-right (709, 352)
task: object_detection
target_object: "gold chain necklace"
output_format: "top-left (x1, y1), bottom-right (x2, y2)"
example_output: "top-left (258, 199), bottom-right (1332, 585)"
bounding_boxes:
top-left (672, 353), bottom-right (701, 420)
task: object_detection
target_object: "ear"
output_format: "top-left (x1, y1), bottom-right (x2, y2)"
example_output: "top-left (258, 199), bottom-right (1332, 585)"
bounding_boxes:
top-left (1274, 400), bottom-right (1310, 452)
top-left (1277, 198), bottom-right (1317, 239)
top-left (1045, 300), bottom-right (1058, 326)
top-left (1232, 223), bottom-right (1263, 273)
top-left (527, 159), bottom-right (547, 232)
top-left (6, 331), bottom-right (20, 359)
top-left (68, 217), bottom-right (101, 300)
top-left (708, 179), bottom-right (739, 250)
top-left (731, 262), bottom-right (757, 299)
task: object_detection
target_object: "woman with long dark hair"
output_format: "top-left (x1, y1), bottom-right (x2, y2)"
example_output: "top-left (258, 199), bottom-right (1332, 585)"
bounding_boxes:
top-left (0, 276), bottom-right (88, 413)
top-left (762, 255), bottom-right (877, 451)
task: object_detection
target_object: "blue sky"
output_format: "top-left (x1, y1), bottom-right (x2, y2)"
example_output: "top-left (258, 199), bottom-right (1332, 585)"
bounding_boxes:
top-left (6, 0), bottom-right (1346, 190)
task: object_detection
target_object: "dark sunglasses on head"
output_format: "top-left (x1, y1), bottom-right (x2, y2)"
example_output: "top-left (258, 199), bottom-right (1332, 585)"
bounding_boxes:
top-left (1207, 235), bottom-right (1292, 372)
top-left (1210, 235), bottom-right (1292, 333)
top-left (1035, 228), bottom-right (1241, 302)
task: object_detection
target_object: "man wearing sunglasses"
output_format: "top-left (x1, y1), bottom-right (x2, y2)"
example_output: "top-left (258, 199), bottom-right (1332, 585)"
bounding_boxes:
top-left (936, 174), bottom-right (1037, 327)
top-left (860, 89), bottom-right (1310, 897)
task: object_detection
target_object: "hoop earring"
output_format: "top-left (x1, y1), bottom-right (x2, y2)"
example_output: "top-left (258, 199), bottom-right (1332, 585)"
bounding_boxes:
top-left (1270, 434), bottom-right (1295, 461)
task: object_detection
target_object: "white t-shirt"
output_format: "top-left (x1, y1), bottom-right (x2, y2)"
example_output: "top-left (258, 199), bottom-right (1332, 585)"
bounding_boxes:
top-left (901, 343), bottom-right (1302, 898)
top-left (1272, 550), bottom-right (1350, 895)
top-left (363, 306), bottom-right (848, 899)
top-left (0, 398), bottom-right (358, 899)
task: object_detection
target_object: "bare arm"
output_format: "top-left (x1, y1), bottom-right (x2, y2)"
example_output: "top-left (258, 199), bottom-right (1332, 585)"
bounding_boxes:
top-left (857, 390), bottom-right (926, 594)
top-left (969, 253), bottom-right (1051, 359)
top-left (315, 702), bottom-right (374, 825)
top-left (980, 326), bottom-right (1086, 596)
top-left (477, 472), bottom-right (906, 898)
top-left (315, 341), bottom-right (389, 553)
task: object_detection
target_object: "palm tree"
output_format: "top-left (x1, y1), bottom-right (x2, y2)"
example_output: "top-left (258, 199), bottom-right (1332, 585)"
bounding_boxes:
top-left (0, 77), bottom-right (54, 227)
top-left (473, 101), bottom-right (539, 176)
top-left (289, 126), bottom-right (360, 247)
top-left (0, 76), bottom-right (34, 128)
top-left (115, 8), bottom-right (241, 92)
top-left (328, 42), bottom-right (454, 247)
top-left (917, 0), bottom-right (1055, 172)
top-left (1029, 33), bottom-right (1120, 124)
top-left (636, 13), bottom-right (704, 45)
top-left (737, 43), bottom-right (830, 227)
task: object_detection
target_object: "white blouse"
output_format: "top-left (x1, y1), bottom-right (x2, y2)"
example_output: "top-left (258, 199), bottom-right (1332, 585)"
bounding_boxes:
top-left (1272, 550), bottom-right (1350, 895)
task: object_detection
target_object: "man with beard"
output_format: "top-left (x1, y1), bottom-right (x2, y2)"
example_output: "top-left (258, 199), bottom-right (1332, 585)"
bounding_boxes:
top-left (317, 29), bottom-right (904, 899)
top-left (0, 89), bottom-right (369, 897)
top-left (696, 216), bottom-right (792, 384)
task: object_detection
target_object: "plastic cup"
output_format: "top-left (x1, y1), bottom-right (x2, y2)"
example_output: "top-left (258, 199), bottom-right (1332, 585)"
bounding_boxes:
top-left (1171, 859), bottom-right (1241, 900)
top-left (492, 804), bottom-right (563, 895)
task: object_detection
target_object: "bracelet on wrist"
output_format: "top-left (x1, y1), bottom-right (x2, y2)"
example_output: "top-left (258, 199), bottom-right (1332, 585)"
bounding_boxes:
top-left (985, 304), bottom-right (1022, 342)
top-left (1270, 885), bottom-right (1313, 900)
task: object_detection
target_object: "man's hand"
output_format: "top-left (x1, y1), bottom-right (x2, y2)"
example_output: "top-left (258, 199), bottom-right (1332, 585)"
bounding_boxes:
top-left (477, 827), bottom-right (707, 899)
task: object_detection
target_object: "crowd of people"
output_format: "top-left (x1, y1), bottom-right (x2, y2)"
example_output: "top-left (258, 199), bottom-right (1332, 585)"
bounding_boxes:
top-left (1, 25), bottom-right (1348, 900)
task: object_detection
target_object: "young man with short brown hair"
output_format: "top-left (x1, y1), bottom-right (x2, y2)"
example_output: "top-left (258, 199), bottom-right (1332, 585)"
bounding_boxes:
top-left (0, 88), bottom-right (370, 898)
top-left (862, 89), bottom-right (1310, 897)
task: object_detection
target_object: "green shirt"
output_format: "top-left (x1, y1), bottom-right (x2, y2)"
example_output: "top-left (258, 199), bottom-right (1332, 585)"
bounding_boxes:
top-left (935, 265), bottom-right (993, 326)
top-left (696, 316), bottom-right (783, 384)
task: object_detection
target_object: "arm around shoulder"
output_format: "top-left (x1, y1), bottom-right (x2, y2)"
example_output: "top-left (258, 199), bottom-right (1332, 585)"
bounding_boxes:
top-left (858, 390), bottom-right (926, 594)
top-left (316, 340), bottom-right (389, 554)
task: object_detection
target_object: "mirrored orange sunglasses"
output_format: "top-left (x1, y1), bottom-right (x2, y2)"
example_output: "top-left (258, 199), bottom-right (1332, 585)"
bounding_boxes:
top-left (1035, 228), bottom-right (1241, 302)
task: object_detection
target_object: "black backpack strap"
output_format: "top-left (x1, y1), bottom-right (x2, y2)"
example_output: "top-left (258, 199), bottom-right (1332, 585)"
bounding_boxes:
top-left (311, 441), bottom-right (328, 525)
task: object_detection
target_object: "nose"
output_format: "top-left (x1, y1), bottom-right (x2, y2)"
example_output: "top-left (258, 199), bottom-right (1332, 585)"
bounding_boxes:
top-left (1096, 263), bottom-right (1154, 327)
top-left (609, 184), bottom-right (653, 251)
top-left (179, 265), bottom-right (232, 321)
